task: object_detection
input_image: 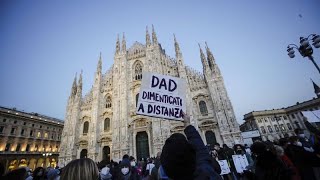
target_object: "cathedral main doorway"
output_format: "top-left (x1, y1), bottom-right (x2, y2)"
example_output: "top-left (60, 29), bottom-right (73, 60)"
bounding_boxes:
top-left (80, 149), bottom-right (87, 158)
top-left (102, 146), bottom-right (110, 162)
top-left (136, 131), bottom-right (149, 160)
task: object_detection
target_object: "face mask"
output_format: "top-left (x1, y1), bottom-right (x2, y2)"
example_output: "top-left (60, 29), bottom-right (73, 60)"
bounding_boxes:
top-left (298, 134), bottom-right (305, 138)
top-left (37, 171), bottom-right (43, 176)
top-left (236, 150), bottom-right (242, 154)
top-left (121, 167), bottom-right (129, 175)
top-left (296, 142), bottom-right (302, 147)
top-left (27, 172), bottom-right (31, 176)
top-left (130, 161), bottom-right (136, 167)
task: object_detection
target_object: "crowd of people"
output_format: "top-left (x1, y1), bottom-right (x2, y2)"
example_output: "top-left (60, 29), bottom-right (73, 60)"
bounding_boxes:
top-left (1, 113), bottom-right (320, 180)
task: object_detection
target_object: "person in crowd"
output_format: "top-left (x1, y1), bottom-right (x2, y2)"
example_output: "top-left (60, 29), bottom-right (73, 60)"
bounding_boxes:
top-left (110, 160), bottom-right (119, 180)
top-left (129, 156), bottom-right (136, 168)
top-left (129, 156), bottom-right (139, 180)
top-left (135, 161), bottom-right (144, 178)
top-left (60, 158), bottom-right (99, 180)
top-left (295, 128), bottom-right (314, 152)
top-left (150, 152), bottom-right (161, 180)
top-left (3, 167), bottom-right (28, 180)
top-left (100, 165), bottom-right (112, 180)
top-left (0, 163), bottom-right (5, 178)
top-left (209, 152), bottom-right (222, 175)
top-left (274, 145), bottom-right (301, 180)
top-left (244, 144), bottom-right (252, 155)
top-left (250, 141), bottom-right (292, 180)
top-left (123, 154), bottom-right (130, 161)
top-left (47, 168), bottom-right (60, 180)
top-left (118, 158), bottom-right (137, 180)
top-left (141, 158), bottom-right (148, 179)
top-left (145, 158), bottom-right (155, 177)
top-left (286, 136), bottom-right (320, 180)
top-left (33, 167), bottom-right (45, 180)
top-left (160, 112), bottom-right (222, 180)
top-left (160, 132), bottom-right (196, 180)
top-left (25, 167), bottom-right (33, 180)
top-left (213, 143), bottom-right (227, 160)
top-left (234, 144), bottom-right (254, 171)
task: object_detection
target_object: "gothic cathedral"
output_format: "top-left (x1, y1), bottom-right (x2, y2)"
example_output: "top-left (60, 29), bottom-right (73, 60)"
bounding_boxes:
top-left (59, 26), bottom-right (242, 166)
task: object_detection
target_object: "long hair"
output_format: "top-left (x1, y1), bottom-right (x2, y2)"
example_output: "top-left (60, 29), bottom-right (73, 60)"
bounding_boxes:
top-left (60, 158), bottom-right (99, 180)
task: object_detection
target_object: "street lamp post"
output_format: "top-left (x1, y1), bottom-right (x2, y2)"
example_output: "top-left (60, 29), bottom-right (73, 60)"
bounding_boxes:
top-left (287, 34), bottom-right (320, 74)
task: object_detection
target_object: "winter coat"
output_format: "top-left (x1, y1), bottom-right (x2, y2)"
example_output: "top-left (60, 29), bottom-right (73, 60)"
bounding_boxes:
top-left (184, 125), bottom-right (222, 180)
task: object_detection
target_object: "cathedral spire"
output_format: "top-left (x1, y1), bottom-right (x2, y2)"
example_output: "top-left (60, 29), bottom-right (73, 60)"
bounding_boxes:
top-left (152, 24), bottom-right (158, 45)
top-left (71, 73), bottom-right (77, 96)
top-left (97, 52), bottom-right (102, 74)
top-left (174, 34), bottom-right (181, 57)
top-left (146, 26), bottom-right (151, 46)
top-left (205, 42), bottom-right (221, 75)
top-left (122, 32), bottom-right (126, 53)
top-left (116, 34), bottom-right (120, 54)
top-left (311, 79), bottom-right (320, 97)
top-left (77, 70), bottom-right (83, 96)
top-left (205, 42), bottom-right (214, 69)
top-left (199, 43), bottom-right (208, 71)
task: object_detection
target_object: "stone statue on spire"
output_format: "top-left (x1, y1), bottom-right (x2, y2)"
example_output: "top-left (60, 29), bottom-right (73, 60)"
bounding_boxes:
top-left (152, 25), bottom-right (158, 45)
top-left (77, 70), bottom-right (82, 97)
top-left (71, 73), bottom-right (77, 96)
top-left (116, 34), bottom-right (120, 54)
top-left (97, 52), bottom-right (102, 74)
top-left (174, 34), bottom-right (181, 57)
top-left (199, 43), bottom-right (208, 71)
top-left (146, 26), bottom-right (151, 46)
top-left (122, 33), bottom-right (126, 53)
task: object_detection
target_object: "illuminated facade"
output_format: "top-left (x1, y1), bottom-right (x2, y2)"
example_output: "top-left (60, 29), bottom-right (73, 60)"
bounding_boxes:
top-left (0, 106), bottom-right (63, 172)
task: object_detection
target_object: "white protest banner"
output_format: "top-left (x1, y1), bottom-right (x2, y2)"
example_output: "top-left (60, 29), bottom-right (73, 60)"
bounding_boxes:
top-left (136, 72), bottom-right (186, 121)
top-left (302, 110), bottom-right (320, 123)
top-left (232, 154), bottom-right (249, 173)
top-left (218, 160), bottom-right (231, 175)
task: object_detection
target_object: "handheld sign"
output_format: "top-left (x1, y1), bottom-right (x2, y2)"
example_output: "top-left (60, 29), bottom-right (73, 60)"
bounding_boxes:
top-left (232, 154), bottom-right (249, 173)
top-left (136, 72), bottom-right (186, 121)
top-left (218, 160), bottom-right (231, 175)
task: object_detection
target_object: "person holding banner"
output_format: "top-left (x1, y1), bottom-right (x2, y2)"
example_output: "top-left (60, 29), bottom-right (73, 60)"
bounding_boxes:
top-left (160, 112), bottom-right (222, 180)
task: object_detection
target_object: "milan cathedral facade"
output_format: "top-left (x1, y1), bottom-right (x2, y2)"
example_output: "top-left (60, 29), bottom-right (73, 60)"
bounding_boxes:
top-left (59, 26), bottom-right (242, 166)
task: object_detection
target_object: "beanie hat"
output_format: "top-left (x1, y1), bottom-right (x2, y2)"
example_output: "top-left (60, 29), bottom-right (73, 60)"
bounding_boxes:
top-left (120, 158), bottom-right (130, 168)
top-left (160, 133), bottom-right (195, 180)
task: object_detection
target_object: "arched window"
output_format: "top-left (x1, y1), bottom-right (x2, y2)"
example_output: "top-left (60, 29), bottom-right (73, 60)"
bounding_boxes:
top-left (83, 121), bottom-right (89, 135)
top-left (136, 93), bottom-right (139, 107)
top-left (106, 96), bottom-right (112, 108)
top-left (199, 101), bottom-right (208, 116)
top-left (134, 62), bottom-right (143, 80)
top-left (104, 118), bottom-right (110, 132)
